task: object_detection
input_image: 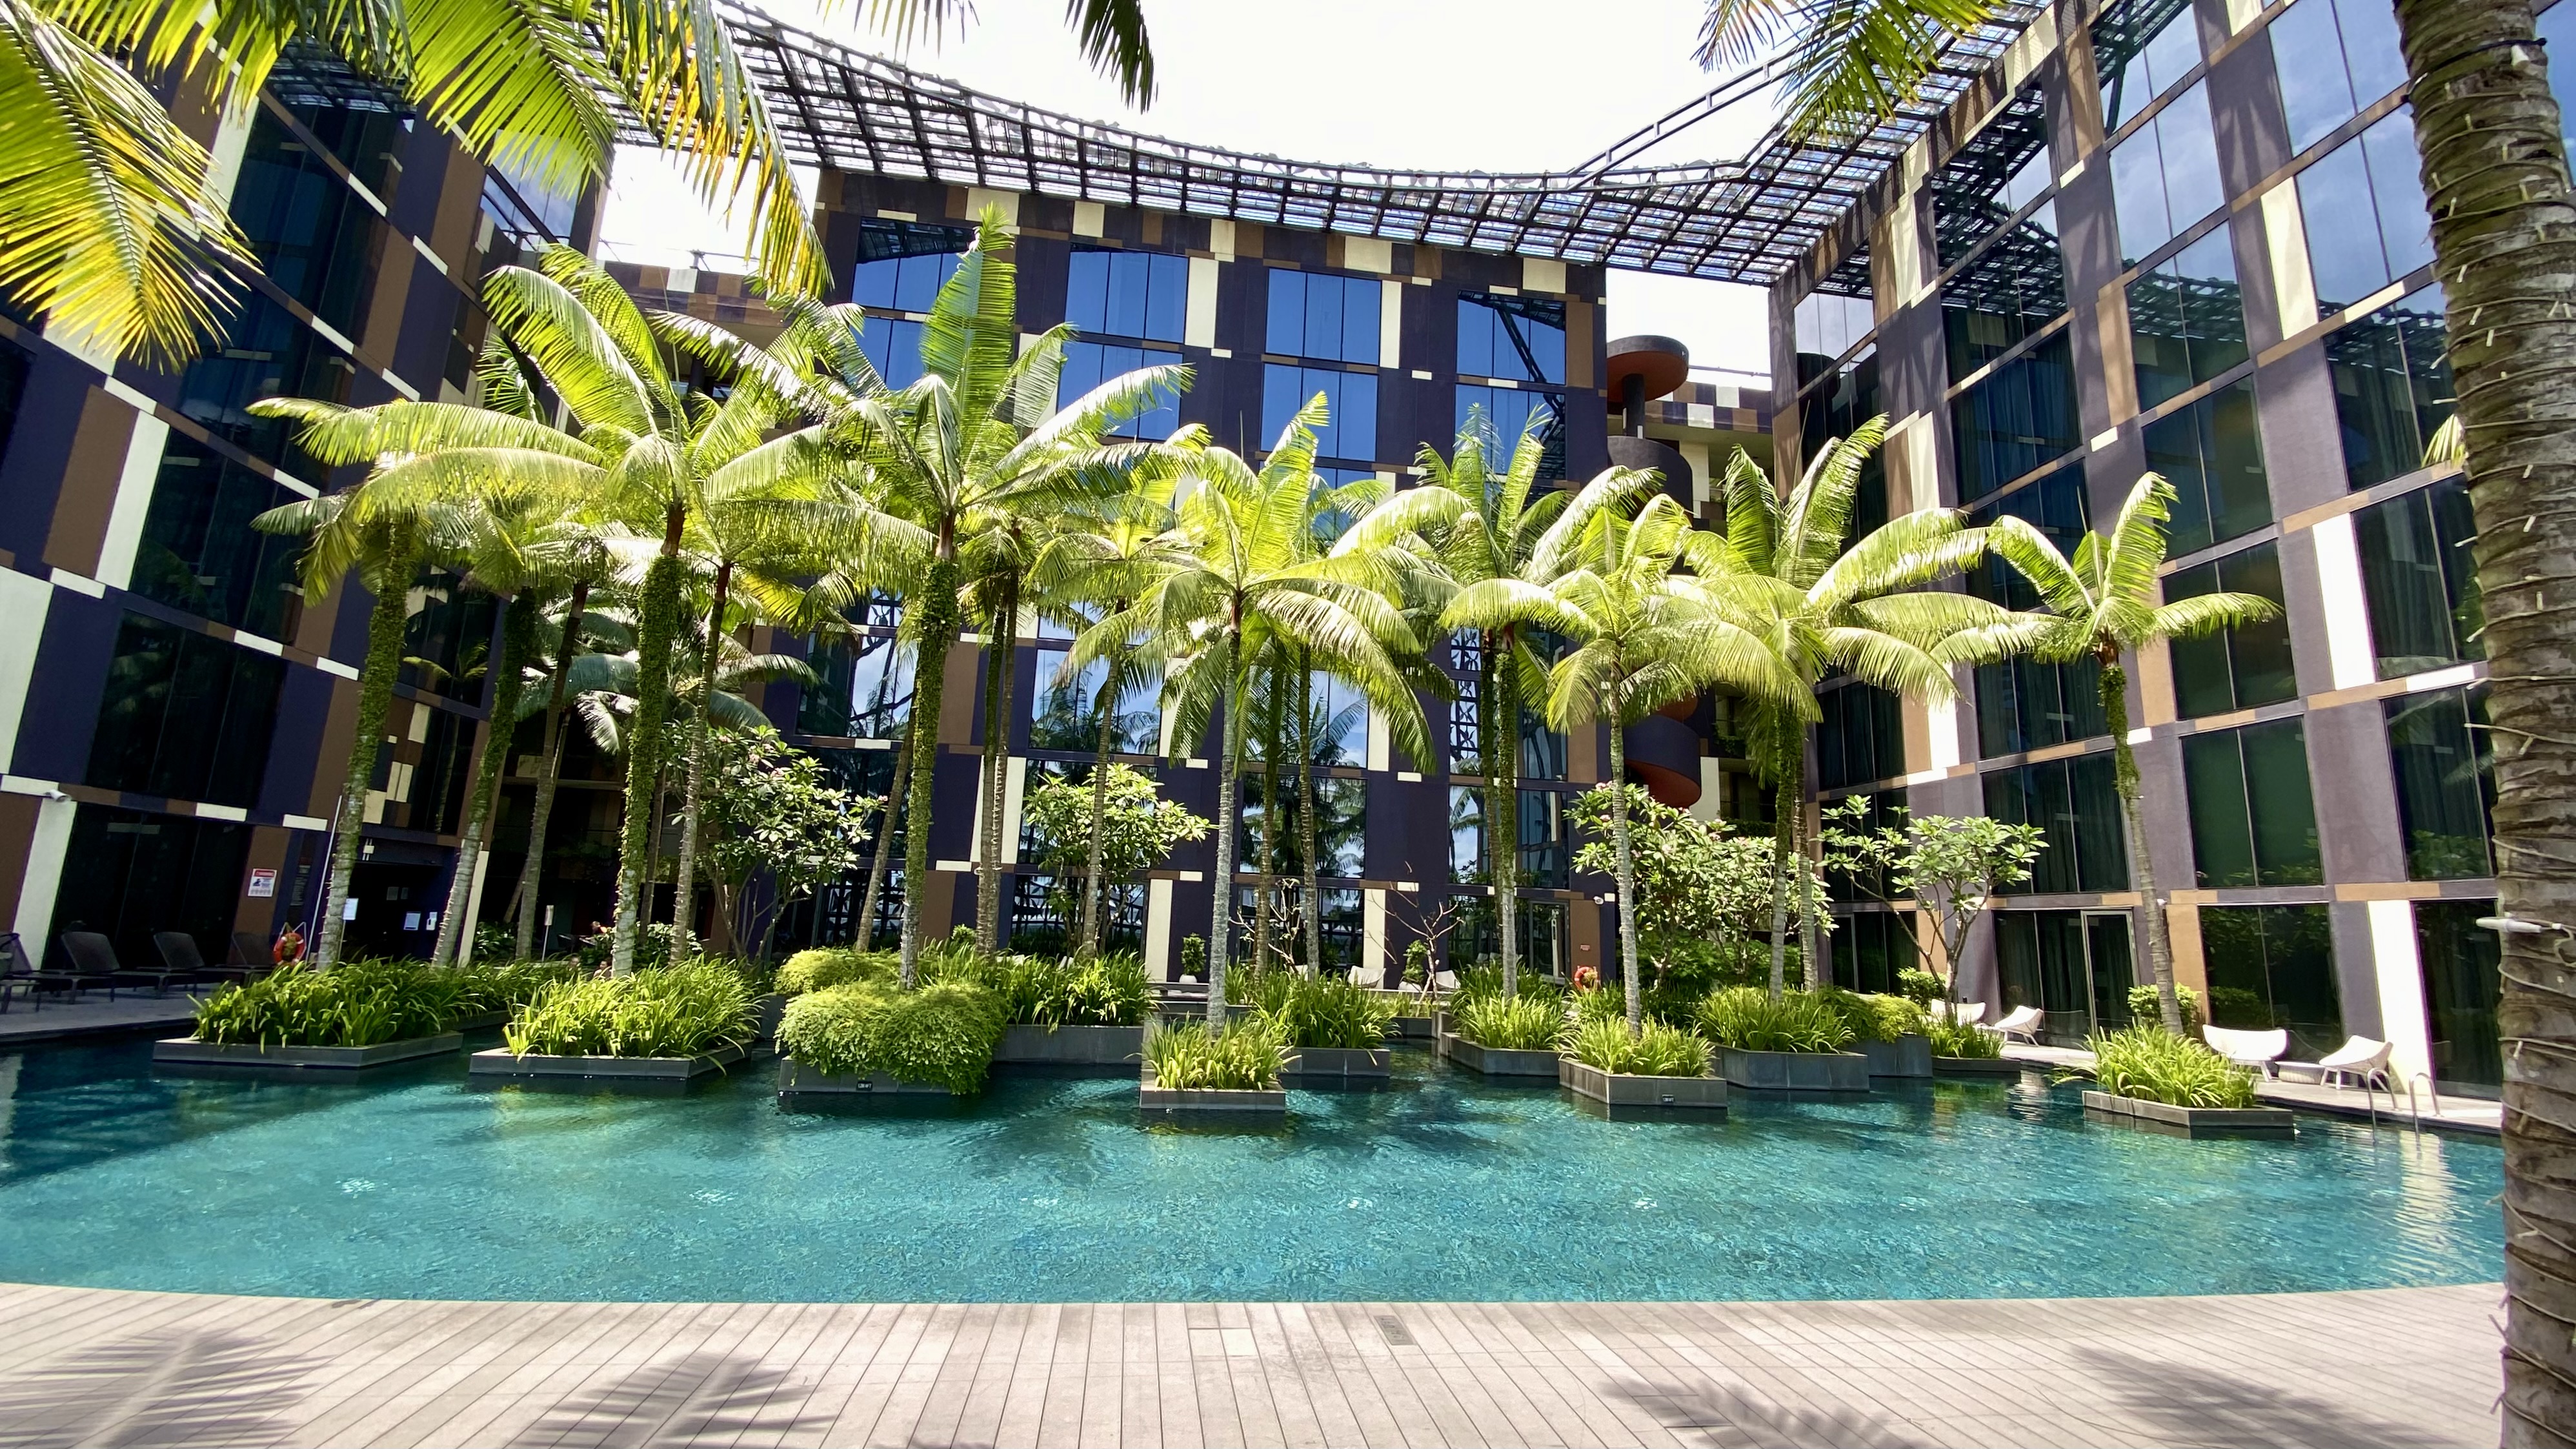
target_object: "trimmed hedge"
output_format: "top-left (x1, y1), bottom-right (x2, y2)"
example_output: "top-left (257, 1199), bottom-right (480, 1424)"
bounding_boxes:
top-left (776, 981), bottom-right (1009, 1093)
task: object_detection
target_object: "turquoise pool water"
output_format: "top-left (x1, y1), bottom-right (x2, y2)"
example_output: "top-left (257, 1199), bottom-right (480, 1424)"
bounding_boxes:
top-left (0, 1037), bottom-right (2501, 1302)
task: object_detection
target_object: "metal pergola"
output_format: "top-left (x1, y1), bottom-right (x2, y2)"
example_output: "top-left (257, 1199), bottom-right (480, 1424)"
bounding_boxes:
top-left (682, 1), bottom-right (2048, 285)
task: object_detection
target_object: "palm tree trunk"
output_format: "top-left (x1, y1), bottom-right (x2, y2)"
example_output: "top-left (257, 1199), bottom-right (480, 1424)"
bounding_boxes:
top-left (641, 766), bottom-right (669, 936)
top-left (671, 561), bottom-right (733, 959)
top-left (1485, 631), bottom-right (1519, 995)
top-left (1797, 774), bottom-right (1822, 991)
top-left (1298, 652), bottom-right (1322, 977)
top-left (974, 585), bottom-right (1015, 953)
top-left (612, 512), bottom-right (687, 977)
top-left (1205, 629), bottom-right (1245, 1026)
top-left (1078, 651), bottom-right (1120, 958)
top-left (315, 533), bottom-right (417, 969)
top-left (2387, 8), bottom-right (2576, 1435)
top-left (858, 723), bottom-right (911, 951)
top-left (2097, 662), bottom-right (2179, 1033)
top-left (1607, 707), bottom-right (1644, 1034)
top-left (1767, 771), bottom-right (1795, 1000)
top-left (1256, 669), bottom-right (1280, 974)
top-left (432, 600), bottom-right (532, 968)
top-left (899, 552), bottom-right (963, 986)
top-left (512, 580), bottom-right (587, 961)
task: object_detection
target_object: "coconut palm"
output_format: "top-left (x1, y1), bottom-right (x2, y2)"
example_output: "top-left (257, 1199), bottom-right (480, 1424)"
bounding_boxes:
top-left (816, 212), bottom-right (1192, 984)
top-left (1074, 401), bottom-right (1431, 1022)
top-left (1336, 409), bottom-right (1578, 996)
top-left (1707, 420), bottom-right (2004, 995)
top-left (1965, 474), bottom-right (2277, 1035)
top-left (5, 0), bottom-right (1156, 369)
top-left (1444, 484), bottom-right (1806, 1032)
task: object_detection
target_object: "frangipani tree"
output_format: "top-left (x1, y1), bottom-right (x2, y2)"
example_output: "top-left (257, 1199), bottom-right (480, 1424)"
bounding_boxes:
top-left (1820, 798), bottom-right (2044, 1009)
top-left (1964, 473), bottom-right (2277, 1033)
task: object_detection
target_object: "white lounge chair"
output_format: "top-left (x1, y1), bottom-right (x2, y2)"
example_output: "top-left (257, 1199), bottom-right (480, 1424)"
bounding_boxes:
top-left (2200, 1025), bottom-right (2289, 1075)
top-left (1347, 966), bottom-right (1375, 987)
top-left (1934, 1000), bottom-right (1987, 1026)
top-left (1989, 1004), bottom-right (2044, 1044)
top-left (2277, 1036), bottom-right (2393, 1090)
top-left (1432, 970), bottom-right (1458, 991)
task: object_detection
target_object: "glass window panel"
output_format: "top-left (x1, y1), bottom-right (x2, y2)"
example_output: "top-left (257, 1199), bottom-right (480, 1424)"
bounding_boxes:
top-left (848, 219), bottom-right (969, 310)
top-left (1059, 340), bottom-right (1182, 440)
top-left (2184, 731), bottom-right (2258, 887)
top-left (2166, 543), bottom-right (2294, 716)
top-left (2111, 83), bottom-right (2221, 265)
top-left (2241, 718), bottom-right (2322, 884)
top-left (2273, 0), bottom-right (2409, 154)
top-left (2548, 1), bottom-right (2576, 152)
top-left (1794, 250), bottom-right (1876, 376)
top-left (2202, 905), bottom-right (2344, 1058)
top-left (2357, 476), bottom-right (2483, 676)
top-left (85, 613), bottom-right (283, 807)
top-left (2327, 287), bottom-right (2455, 489)
top-left (2417, 897), bottom-right (2503, 1094)
top-left (2384, 685), bottom-right (2495, 879)
top-left (1066, 250), bottom-right (1108, 334)
top-left (1941, 201), bottom-right (2067, 380)
top-left (1456, 385), bottom-right (1563, 481)
top-left (1265, 270), bottom-right (1377, 364)
top-left (2097, 0), bottom-right (2201, 128)
top-left (398, 568), bottom-right (498, 702)
top-left (1983, 755), bottom-right (2128, 891)
top-left (858, 316), bottom-right (929, 389)
top-left (230, 107), bottom-right (377, 334)
top-left (1951, 331), bottom-right (2079, 500)
top-left (1931, 81), bottom-right (2054, 267)
top-left (130, 437), bottom-right (305, 638)
top-left (2302, 110), bottom-right (2435, 313)
top-left (2128, 226), bottom-right (2248, 408)
top-left (1459, 294), bottom-right (1567, 384)
top-left (1265, 364), bottom-right (1376, 461)
top-left (175, 291), bottom-right (352, 474)
top-left (2143, 380), bottom-right (2271, 556)
top-left (46, 806), bottom-right (252, 973)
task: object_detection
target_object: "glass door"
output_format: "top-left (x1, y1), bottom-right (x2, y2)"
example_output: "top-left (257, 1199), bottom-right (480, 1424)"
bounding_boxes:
top-left (2083, 911), bottom-right (2137, 1034)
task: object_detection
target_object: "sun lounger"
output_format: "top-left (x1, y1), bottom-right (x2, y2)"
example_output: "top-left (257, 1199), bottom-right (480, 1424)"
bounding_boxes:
top-left (0, 931), bottom-right (84, 1011)
top-left (157, 931), bottom-right (253, 984)
top-left (12, 930), bottom-right (113, 1003)
top-left (1933, 1000), bottom-right (1986, 1026)
top-left (1989, 1004), bottom-right (2045, 1044)
top-left (2277, 1036), bottom-right (2393, 1089)
top-left (61, 931), bottom-right (190, 996)
top-left (2201, 1025), bottom-right (2289, 1076)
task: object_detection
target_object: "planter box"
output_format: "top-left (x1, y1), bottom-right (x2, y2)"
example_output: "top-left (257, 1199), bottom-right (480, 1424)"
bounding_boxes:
top-left (1440, 1033), bottom-right (1560, 1079)
top-left (1715, 1047), bottom-right (1871, 1093)
top-left (1933, 1055), bottom-right (2026, 1077)
top-left (1389, 1015), bottom-right (1436, 1041)
top-left (2084, 1089), bottom-right (2295, 1138)
top-left (752, 994), bottom-right (787, 1042)
top-left (776, 1058), bottom-right (963, 1097)
top-left (1558, 1057), bottom-right (1727, 1113)
top-left (995, 1023), bottom-right (1145, 1068)
top-left (1138, 1069), bottom-right (1286, 1114)
top-left (467, 1042), bottom-right (754, 1083)
top-left (1282, 1046), bottom-right (1392, 1086)
top-left (154, 1033), bottom-right (462, 1071)
top-left (450, 1010), bottom-right (510, 1032)
top-left (1861, 1035), bottom-right (1934, 1079)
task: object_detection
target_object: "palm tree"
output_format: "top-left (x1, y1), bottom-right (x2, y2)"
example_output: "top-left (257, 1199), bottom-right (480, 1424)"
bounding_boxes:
top-left (1709, 420), bottom-right (2001, 995)
top-left (1076, 402), bottom-right (1430, 1022)
top-left (5, 0), bottom-right (1156, 368)
top-left (1968, 474), bottom-right (2276, 1035)
top-left (1337, 410), bottom-right (1567, 995)
top-left (822, 212), bottom-right (1192, 984)
top-left (1444, 485), bottom-right (1804, 1031)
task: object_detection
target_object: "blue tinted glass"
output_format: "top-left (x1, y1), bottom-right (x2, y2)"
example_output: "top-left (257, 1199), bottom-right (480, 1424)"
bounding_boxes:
top-left (863, 318), bottom-right (927, 388)
top-left (1263, 365), bottom-right (1369, 458)
top-left (2157, 84), bottom-right (2225, 239)
top-left (2336, 0), bottom-right (2410, 119)
top-left (1458, 299), bottom-right (1493, 377)
top-left (1305, 278), bottom-right (1343, 362)
top-left (1146, 254), bottom-right (1186, 342)
top-left (1267, 270), bottom-right (1303, 355)
top-left (1343, 279), bottom-right (1378, 365)
top-left (851, 259), bottom-right (898, 310)
top-left (1066, 250), bottom-right (1107, 334)
top-left (2547, 1), bottom-right (2576, 150)
top-left (2300, 140), bottom-right (2390, 310)
top-left (1062, 341), bottom-right (1180, 440)
top-left (2363, 108), bottom-right (2434, 281)
top-left (894, 254), bottom-right (953, 312)
top-left (1106, 254), bottom-right (1147, 338)
top-left (1262, 363), bottom-right (1305, 447)
top-left (1334, 372), bottom-right (1376, 458)
top-left (2111, 127), bottom-right (2172, 263)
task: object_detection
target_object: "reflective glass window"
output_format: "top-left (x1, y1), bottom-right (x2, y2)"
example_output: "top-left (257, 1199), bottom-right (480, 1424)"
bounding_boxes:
top-left (2384, 684), bottom-right (2495, 880)
top-left (1832, 911), bottom-right (1922, 995)
top-left (1065, 247), bottom-right (1187, 342)
top-left (1240, 776), bottom-right (1364, 880)
top-left (798, 631), bottom-right (913, 740)
top-left (1969, 469), bottom-right (2107, 757)
top-left (1816, 683), bottom-right (1903, 791)
top-left (1265, 270), bottom-right (1380, 365)
top-left (1933, 81), bottom-right (2055, 267)
top-left (2166, 542), bottom-right (2296, 717)
top-left (176, 290), bottom-right (353, 474)
top-left (2357, 475), bottom-right (2482, 675)
top-left (1455, 387), bottom-right (1562, 482)
top-left (858, 316), bottom-right (928, 389)
top-left (46, 806), bottom-right (252, 974)
top-left (2546, 1), bottom-right (2576, 152)
top-left (1794, 250), bottom-right (1876, 380)
top-left (1951, 330), bottom-right (2079, 500)
top-left (399, 567), bottom-right (498, 702)
top-left (2299, 108), bottom-right (2436, 313)
top-left (1982, 755), bottom-right (2129, 892)
top-left (2110, 81), bottom-right (2224, 265)
top-left (2182, 716), bottom-right (2321, 887)
top-left (1029, 646), bottom-right (1160, 755)
top-left (2269, 0), bottom-right (2410, 154)
top-left (1941, 201), bottom-right (2066, 381)
top-left (131, 437), bottom-right (305, 638)
top-left (230, 106), bottom-right (381, 334)
top-left (2096, 0), bottom-right (2202, 128)
top-left (848, 219), bottom-right (969, 312)
top-left (2128, 227), bottom-right (2248, 407)
top-left (2200, 904), bottom-right (2344, 1058)
top-left (1058, 340), bottom-right (1183, 440)
top-left (2417, 898), bottom-right (2502, 1094)
top-left (86, 612), bottom-right (283, 808)
top-left (1262, 365), bottom-right (1377, 461)
top-left (2326, 286), bottom-right (2454, 489)
top-left (2143, 379), bottom-right (2270, 556)
top-left (1457, 294), bottom-right (1566, 384)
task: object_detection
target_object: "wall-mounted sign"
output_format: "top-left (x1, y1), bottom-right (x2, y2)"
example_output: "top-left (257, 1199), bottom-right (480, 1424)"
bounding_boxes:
top-left (247, 867), bottom-right (277, 898)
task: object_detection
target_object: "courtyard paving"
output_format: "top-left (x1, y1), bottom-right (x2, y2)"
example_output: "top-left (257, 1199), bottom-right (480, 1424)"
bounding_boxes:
top-left (0, 1281), bottom-right (2501, 1448)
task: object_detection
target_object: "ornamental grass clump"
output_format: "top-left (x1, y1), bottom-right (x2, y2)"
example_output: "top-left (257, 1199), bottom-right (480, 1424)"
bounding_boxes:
top-left (2084, 1024), bottom-right (2257, 1108)
top-left (776, 980), bottom-right (1009, 1093)
top-left (1693, 987), bottom-right (1855, 1053)
top-left (1567, 1017), bottom-right (1711, 1077)
top-left (194, 958), bottom-right (556, 1048)
top-left (1143, 1018), bottom-right (1283, 1091)
top-left (1926, 1018), bottom-right (2001, 1059)
top-left (1257, 973), bottom-right (1396, 1049)
top-left (1816, 988), bottom-right (1927, 1044)
top-left (1453, 992), bottom-right (1566, 1051)
top-left (928, 947), bottom-right (1149, 1026)
top-left (503, 960), bottom-right (754, 1059)
top-left (776, 947), bottom-right (896, 996)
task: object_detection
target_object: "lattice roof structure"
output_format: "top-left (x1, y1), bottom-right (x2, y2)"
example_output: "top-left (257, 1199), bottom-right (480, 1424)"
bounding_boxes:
top-left (684, 1), bottom-right (2048, 285)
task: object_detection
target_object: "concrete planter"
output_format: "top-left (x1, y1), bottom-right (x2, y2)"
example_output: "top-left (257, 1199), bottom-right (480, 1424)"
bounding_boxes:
top-left (1933, 1055), bottom-right (2026, 1077)
top-left (776, 1057), bottom-right (962, 1097)
top-left (450, 1010), bottom-right (510, 1033)
top-left (1558, 1057), bottom-right (1727, 1113)
top-left (1861, 1034), bottom-right (1934, 1079)
top-left (1440, 1033), bottom-right (1559, 1079)
top-left (1715, 1047), bottom-right (1871, 1093)
top-left (1389, 1015), bottom-right (1436, 1041)
top-left (2084, 1089), bottom-right (2295, 1138)
top-left (1282, 1045), bottom-right (1392, 1086)
top-left (467, 1041), bottom-right (753, 1083)
top-left (154, 1033), bottom-right (462, 1071)
top-left (1138, 1068), bottom-right (1286, 1114)
top-left (995, 1022), bottom-right (1145, 1068)
top-left (752, 994), bottom-right (787, 1042)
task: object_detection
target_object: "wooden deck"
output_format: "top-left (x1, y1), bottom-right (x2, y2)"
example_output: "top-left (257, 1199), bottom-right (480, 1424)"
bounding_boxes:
top-left (0, 1281), bottom-right (2500, 1448)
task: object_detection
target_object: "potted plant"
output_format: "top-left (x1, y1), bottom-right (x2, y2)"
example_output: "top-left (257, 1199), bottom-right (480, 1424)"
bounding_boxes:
top-left (157, 958), bottom-right (563, 1072)
top-left (1818, 988), bottom-right (1934, 1079)
top-left (773, 974), bottom-right (1009, 1098)
top-left (1441, 984), bottom-right (1564, 1079)
top-left (470, 960), bottom-right (760, 1086)
top-left (979, 951), bottom-right (1152, 1069)
top-left (1258, 973), bottom-right (1398, 1086)
top-left (1558, 1015), bottom-right (1726, 1115)
top-left (1926, 1017), bottom-right (2020, 1075)
top-left (1138, 1017), bottom-right (1286, 1114)
top-left (2075, 1026), bottom-right (2293, 1137)
top-left (1694, 986), bottom-right (1870, 1091)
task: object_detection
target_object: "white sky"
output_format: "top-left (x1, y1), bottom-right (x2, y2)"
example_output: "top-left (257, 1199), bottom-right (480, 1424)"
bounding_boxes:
top-left (596, 0), bottom-right (1779, 378)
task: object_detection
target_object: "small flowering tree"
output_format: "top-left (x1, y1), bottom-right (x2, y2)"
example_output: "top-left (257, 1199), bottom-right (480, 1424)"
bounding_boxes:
top-left (1569, 784), bottom-right (1826, 991)
top-left (1820, 798), bottom-right (2044, 1009)
top-left (705, 727), bottom-right (872, 961)
top-left (1020, 764), bottom-right (1211, 952)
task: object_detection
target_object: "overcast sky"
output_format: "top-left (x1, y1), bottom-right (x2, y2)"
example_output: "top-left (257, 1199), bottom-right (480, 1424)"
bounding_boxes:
top-left (597, 0), bottom-right (1780, 377)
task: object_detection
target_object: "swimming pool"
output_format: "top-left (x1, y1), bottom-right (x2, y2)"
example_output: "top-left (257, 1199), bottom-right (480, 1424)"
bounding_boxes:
top-left (0, 1037), bottom-right (2501, 1302)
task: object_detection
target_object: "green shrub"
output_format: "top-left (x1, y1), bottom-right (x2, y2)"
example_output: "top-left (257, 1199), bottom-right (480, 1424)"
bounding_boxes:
top-left (502, 960), bottom-right (755, 1059)
top-left (776, 947), bottom-right (896, 996)
top-left (776, 980), bottom-right (1009, 1093)
top-left (2127, 982), bottom-right (2206, 1031)
top-left (1178, 935), bottom-right (1208, 981)
top-left (1570, 984), bottom-right (1625, 1028)
top-left (1257, 973), bottom-right (1396, 1049)
top-left (1143, 1018), bottom-right (1282, 1090)
top-left (1693, 987), bottom-right (1856, 1053)
top-left (1402, 940), bottom-right (1430, 987)
top-left (2083, 1024), bottom-right (2257, 1108)
top-left (193, 958), bottom-right (563, 1048)
top-left (1816, 988), bottom-right (1927, 1044)
top-left (1453, 993), bottom-right (1565, 1051)
top-left (1567, 1017), bottom-right (1711, 1077)
top-left (1896, 968), bottom-right (1943, 1007)
top-left (1926, 1018), bottom-right (2001, 1059)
